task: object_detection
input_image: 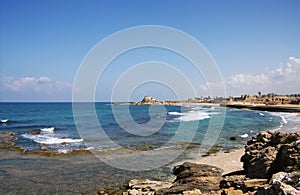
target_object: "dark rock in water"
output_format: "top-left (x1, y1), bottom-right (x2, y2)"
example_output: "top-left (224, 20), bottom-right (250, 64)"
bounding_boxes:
top-left (241, 131), bottom-right (300, 179)
top-left (29, 129), bottom-right (41, 135)
top-left (229, 136), bottom-right (237, 141)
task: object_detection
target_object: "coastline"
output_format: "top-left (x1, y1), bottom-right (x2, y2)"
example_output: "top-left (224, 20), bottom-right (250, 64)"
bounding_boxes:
top-left (222, 102), bottom-right (300, 112)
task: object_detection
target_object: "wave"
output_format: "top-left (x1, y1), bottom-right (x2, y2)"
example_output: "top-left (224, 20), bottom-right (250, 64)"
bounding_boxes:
top-left (22, 134), bottom-right (83, 145)
top-left (40, 127), bottom-right (55, 132)
top-left (239, 133), bottom-right (249, 138)
top-left (270, 112), bottom-right (300, 132)
top-left (173, 110), bottom-right (210, 122)
top-left (1, 119), bottom-right (8, 123)
top-left (168, 112), bottom-right (183, 116)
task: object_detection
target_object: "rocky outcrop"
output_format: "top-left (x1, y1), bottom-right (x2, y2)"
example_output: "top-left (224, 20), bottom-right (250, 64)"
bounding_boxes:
top-left (121, 131), bottom-right (300, 195)
top-left (241, 131), bottom-right (300, 178)
top-left (124, 163), bottom-right (223, 195)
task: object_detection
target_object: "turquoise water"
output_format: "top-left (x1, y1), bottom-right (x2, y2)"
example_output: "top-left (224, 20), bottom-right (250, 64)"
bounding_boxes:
top-left (1, 102), bottom-right (298, 155)
top-left (1, 102), bottom-right (300, 193)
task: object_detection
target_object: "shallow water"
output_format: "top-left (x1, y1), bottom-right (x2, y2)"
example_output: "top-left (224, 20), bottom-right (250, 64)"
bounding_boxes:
top-left (0, 152), bottom-right (174, 194)
top-left (1, 102), bottom-right (300, 193)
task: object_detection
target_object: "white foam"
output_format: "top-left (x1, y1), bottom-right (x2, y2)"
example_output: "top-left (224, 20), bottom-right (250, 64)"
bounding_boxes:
top-left (239, 133), bottom-right (249, 138)
top-left (270, 112), bottom-right (300, 131)
top-left (22, 134), bottom-right (83, 145)
top-left (259, 113), bottom-right (264, 116)
top-left (40, 127), bottom-right (55, 132)
top-left (177, 110), bottom-right (210, 122)
top-left (1, 119), bottom-right (8, 123)
top-left (168, 112), bottom-right (183, 116)
top-left (57, 149), bottom-right (69, 153)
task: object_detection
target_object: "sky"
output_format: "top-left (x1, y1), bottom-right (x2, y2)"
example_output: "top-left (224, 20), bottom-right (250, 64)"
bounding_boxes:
top-left (1, 0), bottom-right (300, 102)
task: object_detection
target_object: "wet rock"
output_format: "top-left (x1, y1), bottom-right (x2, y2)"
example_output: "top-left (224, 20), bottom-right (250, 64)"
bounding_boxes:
top-left (229, 137), bottom-right (237, 141)
top-left (29, 129), bottom-right (41, 135)
top-left (0, 132), bottom-right (18, 141)
top-left (1, 132), bottom-right (17, 136)
top-left (13, 146), bottom-right (27, 153)
top-left (40, 146), bottom-right (48, 151)
top-left (0, 141), bottom-right (15, 149)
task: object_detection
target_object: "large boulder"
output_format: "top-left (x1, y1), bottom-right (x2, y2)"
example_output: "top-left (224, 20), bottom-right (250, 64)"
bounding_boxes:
top-left (241, 131), bottom-right (300, 178)
top-left (157, 162), bottom-right (223, 194)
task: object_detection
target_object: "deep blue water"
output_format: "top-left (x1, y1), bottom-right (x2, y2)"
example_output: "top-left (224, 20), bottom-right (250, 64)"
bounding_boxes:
top-left (1, 102), bottom-right (299, 155)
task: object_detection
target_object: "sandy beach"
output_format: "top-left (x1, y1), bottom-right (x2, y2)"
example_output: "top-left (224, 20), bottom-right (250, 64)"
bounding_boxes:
top-left (194, 149), bottom-right (244, 175)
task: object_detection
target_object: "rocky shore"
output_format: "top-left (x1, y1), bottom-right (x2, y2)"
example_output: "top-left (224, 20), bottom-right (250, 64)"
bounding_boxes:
top-left (115, 130), bottom-right (300, 195)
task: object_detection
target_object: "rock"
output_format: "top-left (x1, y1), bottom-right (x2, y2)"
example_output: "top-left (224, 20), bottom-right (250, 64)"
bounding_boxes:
top-left (182, 189), bottom-right (202, 195)
top-left (13, 146), bottom-right (27, 153)
top-left (171, 162), bottom-right (223, 193)
top-left (127, 189), bottom-right (141, 195)
top-left (40, 146), bottom-right (48, 151)
top-left (29, 130), bottom-right (41, 135)
top-left (220, 175), bottom-right (247, 191)
top-left (127, 179), bottom-right (172, 192)
top-left (0, 141), bottom-right (15, 149)
top-left (0, 132), bottom-right (18, 141)
top-left (241, 131), bottom-right (300, 178)
top-left (222, 188), bottom-right (243, 195)
top-left (269, 141), bottom-right (300, 174)
top-left (244, 178), bottom-right (268, 188)
top-left (229, 137), bottom-right (237, 141)
top-left (1, 132), bottom-right (17, 136)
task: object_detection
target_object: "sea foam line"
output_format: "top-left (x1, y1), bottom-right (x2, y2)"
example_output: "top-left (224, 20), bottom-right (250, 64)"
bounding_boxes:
top-left (22, 134), bottom-right (83, 145)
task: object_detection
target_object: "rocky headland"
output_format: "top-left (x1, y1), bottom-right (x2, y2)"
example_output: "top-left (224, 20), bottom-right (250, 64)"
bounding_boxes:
top-left (117, 130), bottom-right (300, 195)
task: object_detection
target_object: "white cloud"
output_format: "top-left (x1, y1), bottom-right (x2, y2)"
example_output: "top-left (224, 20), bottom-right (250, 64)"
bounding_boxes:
top-left (199, 57), bottom-right (300, 96)
top-left (2, 76), bottom-right (72, 93)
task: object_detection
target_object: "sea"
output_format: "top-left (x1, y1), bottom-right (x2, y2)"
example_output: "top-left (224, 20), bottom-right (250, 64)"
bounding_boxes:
top-left (0, 102), bottom-right (300, 193)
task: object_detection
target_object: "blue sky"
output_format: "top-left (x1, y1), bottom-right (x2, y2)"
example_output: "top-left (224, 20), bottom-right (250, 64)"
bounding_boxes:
top-left (1, 0), bottom-right (300, 102)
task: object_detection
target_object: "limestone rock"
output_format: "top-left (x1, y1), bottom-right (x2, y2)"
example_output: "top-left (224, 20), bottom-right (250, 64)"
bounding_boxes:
top-left (222, 188), bottom-right (243, 195)
top-left (182, 188), bottom-right (202, 195)
top-left (241, 131), bottom-right (300, 178)
top-left (127, 179), bottom-right (172, 192)
top-left (170, 163), bottom-right (223, 193)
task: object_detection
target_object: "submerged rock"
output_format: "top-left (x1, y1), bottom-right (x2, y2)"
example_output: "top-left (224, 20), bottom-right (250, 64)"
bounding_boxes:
top-left (29, 129), bottom-right (41, 135)
top-left (0, 141), bottom-right (15, 149)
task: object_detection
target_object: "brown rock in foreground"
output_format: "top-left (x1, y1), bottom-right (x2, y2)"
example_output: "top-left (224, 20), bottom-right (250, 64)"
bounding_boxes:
top-left (121, 131), bottom-right (300, 195)
top-left (241, 131), bottom-right (300, 178)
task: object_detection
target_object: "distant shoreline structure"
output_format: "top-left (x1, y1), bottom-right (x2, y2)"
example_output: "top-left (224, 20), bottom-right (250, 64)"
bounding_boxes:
top-left (128, 94), bottom-right (300, 112)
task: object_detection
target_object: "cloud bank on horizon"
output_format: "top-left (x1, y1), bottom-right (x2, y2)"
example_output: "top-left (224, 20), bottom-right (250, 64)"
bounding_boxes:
top-left (199, 56), bottom-right (300, 97)
top-left (1, 56), bottom-right (299, 101)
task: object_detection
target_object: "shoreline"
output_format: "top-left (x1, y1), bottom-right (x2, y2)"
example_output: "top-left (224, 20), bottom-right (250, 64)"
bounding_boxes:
top-left (222, 102), bottom-right (300, 112)
top-left (192, 148), bottom-right (244, 175)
